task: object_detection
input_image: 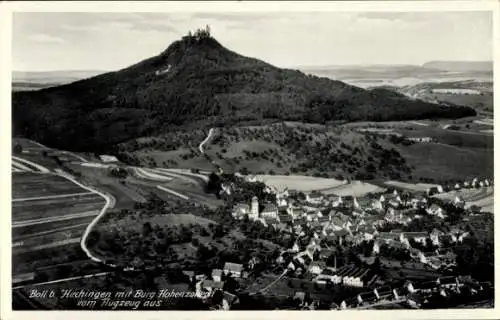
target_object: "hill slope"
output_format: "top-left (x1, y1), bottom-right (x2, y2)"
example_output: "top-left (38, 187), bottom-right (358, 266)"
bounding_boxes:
top-left (422, 61), bottom-right (493, 72)
top-left (12, 32), bottom-right (476, 152)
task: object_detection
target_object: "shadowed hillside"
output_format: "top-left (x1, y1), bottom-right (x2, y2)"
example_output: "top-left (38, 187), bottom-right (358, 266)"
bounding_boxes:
top-left (13, 27), bottom-right (476, 152)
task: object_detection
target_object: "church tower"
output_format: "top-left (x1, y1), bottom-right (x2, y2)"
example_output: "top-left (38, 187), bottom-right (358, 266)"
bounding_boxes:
top-left (250, 196), bottom-right (259, 220)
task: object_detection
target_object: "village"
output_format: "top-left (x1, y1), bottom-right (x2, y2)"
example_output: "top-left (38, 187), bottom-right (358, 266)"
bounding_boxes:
top-left (189, 174), bottom-right (494, 310)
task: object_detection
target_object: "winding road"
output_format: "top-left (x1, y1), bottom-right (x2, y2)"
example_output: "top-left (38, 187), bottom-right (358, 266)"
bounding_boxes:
top-left (199, 128), bottom-right (215, 154)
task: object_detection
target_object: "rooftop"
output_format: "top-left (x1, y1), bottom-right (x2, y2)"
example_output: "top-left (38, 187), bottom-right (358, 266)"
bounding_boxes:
top-left (223, 262), bottom-right (243, 273)
top-left (262, 204), bottom-right (278, 212)
top-left (201, 280), bottom-right (225, 289)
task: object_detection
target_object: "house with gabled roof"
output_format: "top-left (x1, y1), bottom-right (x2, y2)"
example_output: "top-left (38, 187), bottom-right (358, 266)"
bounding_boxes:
top-left (427, 204), bottom-right (446, 218)
top-left (357, 291), bottom-right (378, 305)
top-left (196, 279), bottom-right (225, 299)
top-left (223, 262), bottom-right (244, 278)
top-left (406, 280), bottom-right (438, 294)
top-left (212, 269), bottom-right (223, 282)
top-left (309, 261), bottom-right (327, 275)
top-left (377, 231), bottom-right (403, 243)
top-left (290, 207), bottom-right (305, 219)
top-left (306, 192), bottom-right (324, 204)
top-left (438, 276), bottom-right (462, 291)
top-left (411, 195), bottom-right (428, 209)
top-left (330, 195), bottom-right (343, 207)
top-left (261, 203), bottom-right (278, 219)
top-left (403, 232), bottom-right (429, 245)
top-left (373, 285), bottom-right (395, 301)
top-left (277, 212), bottom-right (293, 224)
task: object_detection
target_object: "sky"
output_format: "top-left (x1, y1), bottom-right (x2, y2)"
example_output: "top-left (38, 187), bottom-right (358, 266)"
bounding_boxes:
top-left (12, 11), bottom-right (493, 72)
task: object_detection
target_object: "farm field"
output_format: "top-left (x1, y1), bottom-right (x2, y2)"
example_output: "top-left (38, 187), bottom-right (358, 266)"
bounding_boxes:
top-left (396, 143), bottom-right (493, 182)
top-left (13, 216), bottom-right (94, 241)
top-left (384, 181), bottom-right (438, 192)
top-left (321, 180), bottom-right (386, 197)
top-left (12, 172), bottom-right (87, 198)
top-left (14, 154), bottom-right (60, 171)
top-left (11, 166), bottom-right (109, 286)
top-left (12, 193), bottom-right (104, 221)
top-left (254, 175), bottom-right (346, 192)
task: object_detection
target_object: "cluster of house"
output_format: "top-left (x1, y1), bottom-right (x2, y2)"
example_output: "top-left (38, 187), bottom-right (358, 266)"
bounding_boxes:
top-left (425, 177), bottom-right (493, 200)
top-left (338, 275), bottom-right (486, 309)
top-left (230, 185), bottom-right (479, 282)
top-left (232, 187), bottom-right (471, 245)
top-left (186, 262), bottom-right (245, 310)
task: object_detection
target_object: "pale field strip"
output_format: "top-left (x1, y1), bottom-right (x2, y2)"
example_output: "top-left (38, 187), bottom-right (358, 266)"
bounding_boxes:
top-left (13, 237), bottom-right (82, 254)
top-left (409, 121), bottom-right (430, 126)
top-left (156, 185), bottom-right (190, 200)
top-left (154, 168), bottom-right (209, 183)
top-left (12, 191), bottom-right (95, 202)
top-left (80, 162), bottom-right (114, 168)
top-left (134, 167), bottom-right (173, 181)
top-left (12, 210), bottom-right (99, 227)
top-left (254, 174), bottom-right (385, 197)
top-left (322, 180), bottom-right (387, 197)
top-left (385, 181), bottom-right (439, 192)
top-left (13, 222), bottom-right (90, 240)
top-left (474, 119), bottom-right (494, 126)
top-left (254, 174), bottom-right (346, 192)
top-left (60, 151), bottom-right (88, 162)
top-left (12, 160), bottom-right (33, 172)
top-left (12, 156), bottom-right (51, 173)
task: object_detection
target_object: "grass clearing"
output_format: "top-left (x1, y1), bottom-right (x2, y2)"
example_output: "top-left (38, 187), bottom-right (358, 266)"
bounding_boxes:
top-left (384, 181), bottom-right (438, 192)
top-left (397, 143), bottom-right (493, 182)
top-left (254, 174), bottom-right (346, 192)
top-left (321, 180), bottom-right (386, 197)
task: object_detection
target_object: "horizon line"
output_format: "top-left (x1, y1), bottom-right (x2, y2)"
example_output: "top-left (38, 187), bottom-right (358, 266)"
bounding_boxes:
top-left (12, 59), bottom-right (494, 74)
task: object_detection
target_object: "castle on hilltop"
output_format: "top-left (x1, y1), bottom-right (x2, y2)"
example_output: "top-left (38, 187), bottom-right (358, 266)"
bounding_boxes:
top-left (183, 25), bottom-right (212, 42)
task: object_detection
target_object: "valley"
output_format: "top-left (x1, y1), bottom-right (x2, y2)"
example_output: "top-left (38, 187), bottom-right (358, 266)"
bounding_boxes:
top-left (9, 28), bottom-right (494, 312)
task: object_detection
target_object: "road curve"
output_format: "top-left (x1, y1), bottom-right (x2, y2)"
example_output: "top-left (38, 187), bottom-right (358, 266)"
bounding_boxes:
top-left (55, 172), bottom-right (115, 264)
top-left (199, 128), bottom-right (215, 154)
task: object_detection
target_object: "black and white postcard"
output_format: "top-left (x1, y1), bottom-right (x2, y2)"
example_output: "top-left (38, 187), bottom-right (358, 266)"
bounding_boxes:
top-left (1, 1), bottom-right (498, 319)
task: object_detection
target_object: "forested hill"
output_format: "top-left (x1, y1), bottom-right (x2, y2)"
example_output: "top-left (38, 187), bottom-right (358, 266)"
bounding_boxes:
top-left (12, 29), bottom-right (476, 152)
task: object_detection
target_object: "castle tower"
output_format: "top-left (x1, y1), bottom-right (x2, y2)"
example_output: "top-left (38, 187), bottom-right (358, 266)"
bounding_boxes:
top-left (250, 196), bottom-right (259, 220)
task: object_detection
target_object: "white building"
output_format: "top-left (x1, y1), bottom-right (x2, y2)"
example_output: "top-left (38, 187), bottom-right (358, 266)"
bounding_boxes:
top-left (99, 155), bottom-right (118, 163)
top-left (306, 192), bottom-right (324, 204)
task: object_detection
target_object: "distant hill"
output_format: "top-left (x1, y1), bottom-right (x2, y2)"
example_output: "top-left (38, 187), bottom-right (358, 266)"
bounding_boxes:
top-left (12, 70), bottom-right (108, 91)
top-left (12, 29), bottom-right (476, 152)
top-left (422, 61), bottom-right (493, 72)
top-left (13, 70), bottom-right (108, 83)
